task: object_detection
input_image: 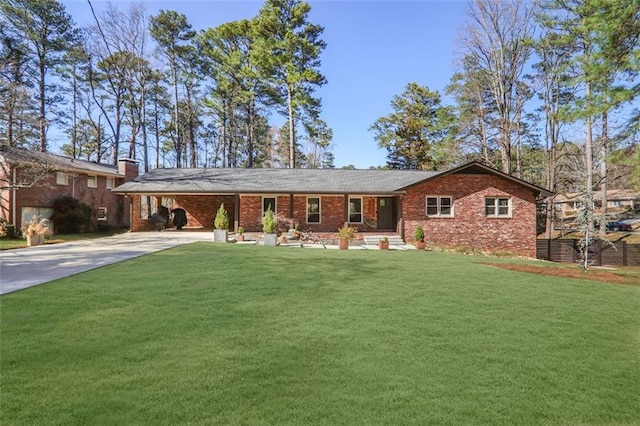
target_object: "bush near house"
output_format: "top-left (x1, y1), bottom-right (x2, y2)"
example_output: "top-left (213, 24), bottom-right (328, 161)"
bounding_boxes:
top-left (52, 196), bottom-right (92, 234)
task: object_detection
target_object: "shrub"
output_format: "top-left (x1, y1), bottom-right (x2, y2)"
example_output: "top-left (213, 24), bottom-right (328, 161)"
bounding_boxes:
top-left (237, 226), bottom-right (244, 235)
top-left (414, 225), bottom-right (424, 242)
top-left (214, 203), bottom-right (229, 230)
top-left (337, 225), bottom-right (357, 241)
top-left (262, 207), bottom-right (276, 234)
top-left (21, 216), bottom-right (52, 238)
top-left (52, 196), bottom-right (92, 234)
top-left (0, 218), bottom-right (16, 238)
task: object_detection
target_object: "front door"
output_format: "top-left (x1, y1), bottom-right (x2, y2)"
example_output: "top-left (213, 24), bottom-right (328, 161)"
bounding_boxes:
top-left (377, 197), bottom-right (394, 231)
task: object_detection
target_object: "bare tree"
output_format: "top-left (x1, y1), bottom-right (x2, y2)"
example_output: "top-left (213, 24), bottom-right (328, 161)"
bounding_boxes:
top-left (458, 0), bottom-right (536, 174)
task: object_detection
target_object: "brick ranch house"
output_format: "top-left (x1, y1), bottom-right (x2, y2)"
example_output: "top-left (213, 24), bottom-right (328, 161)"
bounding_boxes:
top-left (0, 145), bottom-right (138, 232)
top-left (114, 161), bottom-right (552, 257)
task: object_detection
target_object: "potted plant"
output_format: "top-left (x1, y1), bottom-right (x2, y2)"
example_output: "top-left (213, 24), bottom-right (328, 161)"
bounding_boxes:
top-left (288, 222), bottom-right (301, 239)
top-left (262, 206), bottom-right (277, 246)
top-left (213, 203), bottom-right (229, 242)
top-left (21, 216), bottom-right (51, 247)
top-left (378, 236), bottom-right (389, 250)
top-left (414, 225), bottom-right (425, 249)
top-left (337, 225), bottom-right (357, 250)
top-left (236, 226), bottom-right (245, 242)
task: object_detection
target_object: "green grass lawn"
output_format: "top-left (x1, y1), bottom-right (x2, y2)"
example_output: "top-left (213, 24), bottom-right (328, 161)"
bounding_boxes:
top-left (2, 244), bottom-right (639, 425)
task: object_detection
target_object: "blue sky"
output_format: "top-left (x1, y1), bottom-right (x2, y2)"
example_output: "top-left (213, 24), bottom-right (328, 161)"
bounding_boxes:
top-left (62, 0), bottom-right (468, 168)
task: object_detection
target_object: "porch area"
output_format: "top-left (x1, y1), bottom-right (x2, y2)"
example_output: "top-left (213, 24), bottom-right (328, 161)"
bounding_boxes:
top-left (130, 193), bottom-right (406, 239)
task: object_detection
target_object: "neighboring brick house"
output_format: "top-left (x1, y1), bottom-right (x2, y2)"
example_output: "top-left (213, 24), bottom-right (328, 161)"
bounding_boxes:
top-left (0, 145), bottom-right (138, 232)
top-left (114, 162), bottom-right (552, 257)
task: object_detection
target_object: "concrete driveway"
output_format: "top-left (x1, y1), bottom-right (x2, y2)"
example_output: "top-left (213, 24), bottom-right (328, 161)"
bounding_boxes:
top-left (0, 231), bottom-right (213, 295)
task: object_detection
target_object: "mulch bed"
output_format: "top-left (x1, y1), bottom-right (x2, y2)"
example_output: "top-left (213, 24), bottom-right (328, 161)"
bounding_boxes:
top-left (481, 263), bottom-right (630, 285)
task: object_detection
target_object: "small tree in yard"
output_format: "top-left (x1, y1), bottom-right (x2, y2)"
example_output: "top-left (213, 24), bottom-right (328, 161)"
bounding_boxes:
top-left (414, 225), bottom-right (425, 249)
top-left (213, 203), bottom-right (229, 242)
top-left (262, 206), bottom-right (276, 234)
top-left (214, 203), bottom-right (229, 230)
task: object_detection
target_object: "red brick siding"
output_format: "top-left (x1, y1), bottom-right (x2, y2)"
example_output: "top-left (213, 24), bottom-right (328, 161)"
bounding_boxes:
top-left (173, 195), bottom-right (235, 229)
top-left (4, 169), bottom-right (127, 230)
top-left (403, 173), bottom-right (537, 257)
top-left (131, 195), bottom-right (235, 231)
top-left (239, 195), bottom-right (292, 232)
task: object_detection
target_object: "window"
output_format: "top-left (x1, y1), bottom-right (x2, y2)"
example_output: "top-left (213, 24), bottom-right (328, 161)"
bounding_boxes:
top-left (87, 175), bottom-right (97, 188)
top-left (97, 207), bottom-right (107, 221)
top-left (307, 197), bottom-right (320, 223)
top-left (56, 172), bottom-right (68, 185)
top-left (349, 197), bottom-right (362, 223)
top-left (485, 197), bottom-right (511, 217)
top-left (106, 177), bottom-right (115, 189)
top-left (263, 197), bottom-right (276, 216)
top-left (426, 196), bottom-right (453, 217)
top-left (608, 200), bottom-right (622, 207)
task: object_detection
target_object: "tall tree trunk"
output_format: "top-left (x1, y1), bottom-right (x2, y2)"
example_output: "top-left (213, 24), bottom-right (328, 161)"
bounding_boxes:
top-left (154, 94), bottom-right (160, 169)
top-left (141, 87), bottom-right (149, 173)
top-left (247, 98), bottom-right (255, 168)
top-left (172, 55), bottom-right (181, 168)
top-left (599, 111), bottom-right (608, 236)
top-left (287, 85), bottom-right (295, 168)
top-left (583, 80), bottom-right (594, 270)
top-left (544, 112), bottom-right (558, 240)
top-left (72, 64), bottom-right (77, 158)
top-left (38, 57), bottom-right (47, 152)
top-left (7, 100), bottom-right (14, 147)
top-left (113, 94), bottom-right (121, 164)
top-left (185, 84), bottom-right (196, 167)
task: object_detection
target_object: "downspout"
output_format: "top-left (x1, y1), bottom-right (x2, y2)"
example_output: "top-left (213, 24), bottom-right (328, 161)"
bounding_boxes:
top-left (12, 168), bottom-right (17, 227)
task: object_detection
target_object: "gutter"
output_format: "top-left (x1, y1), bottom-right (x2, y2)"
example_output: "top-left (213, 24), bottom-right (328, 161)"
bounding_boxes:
top-left (12, 168), bottom-right (17, 227)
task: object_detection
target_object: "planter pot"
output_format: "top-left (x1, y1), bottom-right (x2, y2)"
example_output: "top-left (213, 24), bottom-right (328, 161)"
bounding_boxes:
top-left (263, 233), bottom-right (278, 246)
top-left (214, 229), bottom-right (228, 243)
top-left (378, 240), bottom-right (389, 250)
top-left (236, 234), bottom-right (245, 242)
top-left (339, 239), bottom-right (350, 250)
top-left (415, 241), bottom-right (425, 250)
top-left (26, 234), bottom-right (45, 247)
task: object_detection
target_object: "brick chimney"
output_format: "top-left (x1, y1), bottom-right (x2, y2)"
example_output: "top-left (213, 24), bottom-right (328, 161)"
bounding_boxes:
top-left (118, 158), bottom-right (139, 182)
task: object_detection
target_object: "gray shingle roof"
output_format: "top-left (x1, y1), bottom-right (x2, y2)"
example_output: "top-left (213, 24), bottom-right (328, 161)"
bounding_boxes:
top-left (0, 145), bottom-right (122, 177)
top-left (114, 167), bottom-right (440, 195)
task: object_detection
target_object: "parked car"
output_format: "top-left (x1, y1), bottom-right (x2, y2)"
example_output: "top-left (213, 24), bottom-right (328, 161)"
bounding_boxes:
top-left (606, 221), bottom-right (633, 232)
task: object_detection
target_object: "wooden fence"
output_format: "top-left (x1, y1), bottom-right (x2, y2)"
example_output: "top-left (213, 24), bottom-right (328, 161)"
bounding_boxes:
top-left (536, 239), bottom-right (640, 267)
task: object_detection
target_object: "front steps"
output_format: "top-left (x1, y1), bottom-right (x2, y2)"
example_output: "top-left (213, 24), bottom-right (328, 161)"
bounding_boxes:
top-left (363, 235), bottom-right (405, 245)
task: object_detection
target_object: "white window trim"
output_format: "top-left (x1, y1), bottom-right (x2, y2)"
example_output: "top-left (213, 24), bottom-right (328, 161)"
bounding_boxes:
top-left (306, 196), bottom-right (321, 224)
top-left (348, 197), bottom-right (363, 223)
top-left (56, 172), bottom-right (68, 186)
top-left (485, 197), bottom-right (512, 218)
top-left (106, 177), bottom-right (115, 189)
top-left (262, 196), bottom-right (277, 216)
top-left (425, 195), bottom-right (454, 217)
top-left (87, 175), bottom-right (97, 188)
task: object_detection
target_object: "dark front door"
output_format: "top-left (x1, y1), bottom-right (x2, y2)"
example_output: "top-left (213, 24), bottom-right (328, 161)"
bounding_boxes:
top-left (377, 197), bottom-right (394, 231)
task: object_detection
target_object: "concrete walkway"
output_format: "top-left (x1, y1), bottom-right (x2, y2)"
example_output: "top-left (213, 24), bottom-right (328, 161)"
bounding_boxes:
top-left (0, 231), bottom-right (213, 295)
top-left (0, 231), bottom-right (415, 295)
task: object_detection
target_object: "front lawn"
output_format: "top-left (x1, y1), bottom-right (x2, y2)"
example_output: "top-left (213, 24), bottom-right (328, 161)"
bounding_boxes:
top-left (1, 244), bottom-right (639, 425)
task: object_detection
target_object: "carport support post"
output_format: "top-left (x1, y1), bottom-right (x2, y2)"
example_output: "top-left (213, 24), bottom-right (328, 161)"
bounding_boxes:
top-left (234, 194), bottom-right (240, 232)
